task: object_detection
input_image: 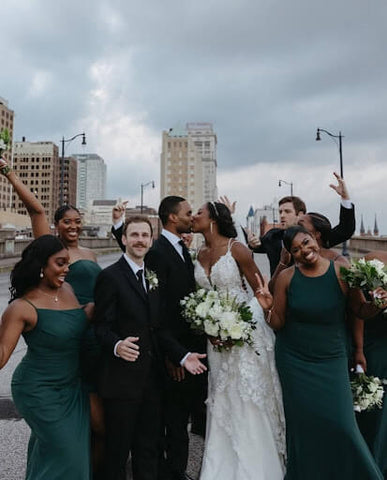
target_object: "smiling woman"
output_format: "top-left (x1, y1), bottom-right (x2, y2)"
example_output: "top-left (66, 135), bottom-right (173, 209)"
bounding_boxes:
top-left (0, 235), bottom-right (92, 479)
top-left (254, 225), bottom-right (387, 479)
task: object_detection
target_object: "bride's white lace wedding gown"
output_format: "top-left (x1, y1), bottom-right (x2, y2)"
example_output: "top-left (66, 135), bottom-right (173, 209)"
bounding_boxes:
top-left (195, 242), bottom-right (286, 480)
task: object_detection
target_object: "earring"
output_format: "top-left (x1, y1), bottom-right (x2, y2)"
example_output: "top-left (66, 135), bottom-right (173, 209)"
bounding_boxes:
top-left (210, 222), bottom-right (213, 234)
top-left (40, 269), bottom-right (44, 279)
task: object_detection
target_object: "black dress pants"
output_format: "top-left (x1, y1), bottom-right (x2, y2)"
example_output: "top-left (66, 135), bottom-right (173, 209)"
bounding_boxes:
top-left (104, 376), bottom-right (162, 480)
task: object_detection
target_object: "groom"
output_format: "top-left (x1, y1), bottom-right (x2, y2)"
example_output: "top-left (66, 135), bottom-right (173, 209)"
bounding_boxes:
top-left (95, 215), bottom-right (206, 480)
top-left (112, 197), bottom-right (207, 480)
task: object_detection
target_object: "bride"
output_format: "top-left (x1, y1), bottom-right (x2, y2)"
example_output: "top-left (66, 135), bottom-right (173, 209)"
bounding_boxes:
top-left (192, 201), bottom-right (286, 480)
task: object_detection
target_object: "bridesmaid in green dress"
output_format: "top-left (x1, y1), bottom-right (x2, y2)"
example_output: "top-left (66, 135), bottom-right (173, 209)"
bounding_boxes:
top-left (255, 226), bottom-right (387, 480)
top-left (353, 250), bottom-right (387, 478)
top-left (0, 235), bottom-right (92, 479)
top-left (0, 157), bottom-right (105, 478)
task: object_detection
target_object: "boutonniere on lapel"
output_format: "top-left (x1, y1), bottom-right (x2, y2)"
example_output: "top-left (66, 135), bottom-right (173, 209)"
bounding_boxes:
top-left (145, 269), bottom-right (159, 291)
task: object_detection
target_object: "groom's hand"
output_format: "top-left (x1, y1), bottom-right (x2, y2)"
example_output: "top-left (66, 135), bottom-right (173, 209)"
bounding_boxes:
top-left (165, 357), bottom-right (185, 382)
top-left (183, 353), bottom-right (207, 375)
top-left (116, 336), bottom-right (140, 362)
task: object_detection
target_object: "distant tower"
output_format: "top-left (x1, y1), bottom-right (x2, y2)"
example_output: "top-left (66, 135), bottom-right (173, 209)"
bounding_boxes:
top-left (360, 215), bottom-right (365, 236)
top-left (373, 215), bottom-right (379, 237)
top-left (246, 206), bottom-right (255, 232)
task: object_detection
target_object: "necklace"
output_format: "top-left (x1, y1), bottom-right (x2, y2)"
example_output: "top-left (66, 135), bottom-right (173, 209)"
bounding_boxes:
top-left (38, 288), bottom-right (60, 302)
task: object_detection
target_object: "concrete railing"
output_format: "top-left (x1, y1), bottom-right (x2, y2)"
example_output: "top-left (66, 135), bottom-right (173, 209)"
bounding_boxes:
top-left (0, 236), bottom-right (120, 259)
top-left (349, 236), bottom-right (387, 254)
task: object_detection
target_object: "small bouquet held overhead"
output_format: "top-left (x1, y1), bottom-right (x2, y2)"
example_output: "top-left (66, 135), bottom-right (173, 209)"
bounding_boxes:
top-left (180, 288), bottom-right (257, 352)
top-left (340, 258), bottom-right (387, 308)
top-left (351, 365), bottom-right (385, 413)
top-left (0, 128), bottom-right (11, 156)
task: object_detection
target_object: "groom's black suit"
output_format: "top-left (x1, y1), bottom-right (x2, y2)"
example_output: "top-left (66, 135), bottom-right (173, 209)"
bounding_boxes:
top-left (112, 227), bottom-right (207, 478)
top-left (94, 256), bottom-right (172, 480)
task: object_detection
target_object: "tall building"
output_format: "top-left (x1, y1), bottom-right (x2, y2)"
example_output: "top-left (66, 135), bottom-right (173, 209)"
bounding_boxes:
top-left (12, 140), bottom-right (60, 223)
top-left (186, 122), bottom-right (217, 202)
top-left (160, 122), bottom-right (217, 210)
top-left (0, 97), bottom-right (14, 210)
top-left (73, 154), bottom-right (107, 211)
top-left (62, 156), bottom-right (78, 207)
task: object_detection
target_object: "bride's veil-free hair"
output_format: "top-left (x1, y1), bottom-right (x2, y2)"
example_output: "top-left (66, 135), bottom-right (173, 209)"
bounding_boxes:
top-left (207, 202), bottom-right (237, 238)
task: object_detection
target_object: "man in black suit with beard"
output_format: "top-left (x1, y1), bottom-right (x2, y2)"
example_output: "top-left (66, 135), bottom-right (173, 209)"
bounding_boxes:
top-left (112, 198), bottom-right (207, 480)
top-left (95, 215), bottom-right (206, 480)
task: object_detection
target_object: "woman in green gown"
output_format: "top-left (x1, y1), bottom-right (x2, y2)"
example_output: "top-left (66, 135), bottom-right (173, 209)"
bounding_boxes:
top-left (0, 157), bottom-right (105, 478)
top-left (0, 235), bottom-right (92, 479)
top-left (353, 250), bottom-right (387, 478)
top-left (255, 225), bottom-right (387, 480)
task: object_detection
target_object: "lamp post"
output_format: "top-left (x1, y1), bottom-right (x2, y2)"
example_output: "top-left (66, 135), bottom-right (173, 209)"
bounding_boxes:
top-left (140, 180), bottom-right (155, 213)
top-left (278, 179), bottom-right (294, 196)
top-left (60, 132), bottom-right (86, 206)
top-left (316, 128), bottom-right (343, 177)
top-left (315, 127), bottom-right (348, 256)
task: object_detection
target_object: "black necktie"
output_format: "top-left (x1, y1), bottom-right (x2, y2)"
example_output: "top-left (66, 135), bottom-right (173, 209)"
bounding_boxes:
top-left (136, 269), bottom-right (147, 295)
top-left (179, 240), bottom-right (193, 266)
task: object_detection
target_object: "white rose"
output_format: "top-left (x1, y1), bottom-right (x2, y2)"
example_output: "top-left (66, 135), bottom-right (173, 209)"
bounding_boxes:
top-left (204, 320), bottom-right (219, 337)
top-left (196, 302), bottom-right (209, 318)
top-left (229, 323), bottom-right (243, 340)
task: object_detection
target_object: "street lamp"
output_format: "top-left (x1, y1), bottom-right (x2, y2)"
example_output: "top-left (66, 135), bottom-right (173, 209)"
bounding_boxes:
top-left (316, 128), bottom-right (344, 177)
top-left (140, 180), bottom-right (155, 213)
top-left (60, 132), bottom-right (86, 206)
top-left (316, 127), bottom-right (348, 255)
top-left (278, 179), bottom-right (294, 196)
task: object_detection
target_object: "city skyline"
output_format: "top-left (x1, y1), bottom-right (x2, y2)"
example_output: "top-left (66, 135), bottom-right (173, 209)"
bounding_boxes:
top-left (1, 0), bottom-right (386, 234)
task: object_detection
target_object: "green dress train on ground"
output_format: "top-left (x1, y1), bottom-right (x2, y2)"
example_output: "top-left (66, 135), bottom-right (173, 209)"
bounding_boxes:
top-left (356, 310), bottom-right (387, 478)
top-left (66, 259), bottom-right (102, 392)
top-left (11, 305), bottom-right (91, 480)
top-left (275, 261), bottom-right (383, 480)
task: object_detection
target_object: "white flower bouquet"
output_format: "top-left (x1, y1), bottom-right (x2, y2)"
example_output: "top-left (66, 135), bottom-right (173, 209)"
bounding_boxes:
top-left (0, 128), bottom-right (10, 156)
top-left (340, 258), bottom-right (387, 308)
top-left (351, 366), bottom-right (385, 413)
top-left (180, 287), bottom-right (257, 352)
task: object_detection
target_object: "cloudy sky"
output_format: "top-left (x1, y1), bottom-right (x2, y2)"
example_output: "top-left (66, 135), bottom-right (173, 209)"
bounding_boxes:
top-left (1, 0), bottom-right (386, 234)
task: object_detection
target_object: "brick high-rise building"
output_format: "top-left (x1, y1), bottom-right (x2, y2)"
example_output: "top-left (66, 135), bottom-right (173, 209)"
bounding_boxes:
top-left (160, 122), bottom-right (217, 211)
top-left (12, 140), bottom-right (60, 223)
top-left (0, 97), bottom-right (14, 211)
top-left (62, 156), bottom-right (78, 207)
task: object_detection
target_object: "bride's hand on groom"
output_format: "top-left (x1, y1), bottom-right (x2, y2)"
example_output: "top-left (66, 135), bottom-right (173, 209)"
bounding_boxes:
top-left (254, 273), bottom-right (273, 312)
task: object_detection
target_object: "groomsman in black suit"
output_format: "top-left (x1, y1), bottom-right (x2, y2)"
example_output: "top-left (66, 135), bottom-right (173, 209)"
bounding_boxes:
top-left (112, 198), bottom-right (207, 480)
top-left (95, 215), bottom-right (206, 480)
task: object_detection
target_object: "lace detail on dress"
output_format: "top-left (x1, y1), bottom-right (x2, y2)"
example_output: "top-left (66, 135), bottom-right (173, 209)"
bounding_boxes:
top-left (195, 251), bottom-right (286, 472)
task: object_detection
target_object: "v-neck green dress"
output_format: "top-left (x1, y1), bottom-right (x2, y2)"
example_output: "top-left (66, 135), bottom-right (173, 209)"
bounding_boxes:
top-left (12, 306), bottom-right (90, 479)
top-left (275, 261), bottom-right (383, 480)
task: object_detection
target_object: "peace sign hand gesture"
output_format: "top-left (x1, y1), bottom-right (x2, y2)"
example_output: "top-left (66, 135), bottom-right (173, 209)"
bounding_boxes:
top-left (254, 273), bottom-right (273, 312)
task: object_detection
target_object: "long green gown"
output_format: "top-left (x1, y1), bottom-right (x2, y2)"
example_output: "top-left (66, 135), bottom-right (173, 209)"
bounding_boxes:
top-left (11, 306), bottom-right (90, 480)
top-left (66, 259), bottom-right (102, 392)
top-left (275, 261), bottom-right (383, 480)
top-left (356, 310), bottom-right (387, 478)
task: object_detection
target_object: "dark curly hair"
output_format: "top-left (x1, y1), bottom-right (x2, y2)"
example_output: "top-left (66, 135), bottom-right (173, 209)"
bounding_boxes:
top-left (10, 235), bottom-right (66, 301)
top-left (207, 202), bottom-right (237, 238)
top-left (54, 205), bottom-right (81, 224)
top-left (307, 212), bottom-right (332, 248)
top-left (283, 225), bottom-right (313, 253)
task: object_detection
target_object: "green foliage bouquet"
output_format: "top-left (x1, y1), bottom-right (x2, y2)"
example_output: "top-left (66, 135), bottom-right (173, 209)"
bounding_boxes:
top-left (340, 258), bottom-right (387, 308)
top-left (180, 287), bottom-right (257, 352)
top-left (351, 365), bottom-right (385, 412)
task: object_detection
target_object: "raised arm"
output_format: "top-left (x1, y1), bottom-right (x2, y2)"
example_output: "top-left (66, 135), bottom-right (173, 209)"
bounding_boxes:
top-left (0, 157), bottom-right (50, 238)
top-left (327, 172), bottom-right (355, 247)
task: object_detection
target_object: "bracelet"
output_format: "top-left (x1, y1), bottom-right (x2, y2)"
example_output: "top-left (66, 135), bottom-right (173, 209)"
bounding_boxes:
top-left (264, 308), bottom-right (273, 324)
top-left (0, 164), bottom-right (11, 176)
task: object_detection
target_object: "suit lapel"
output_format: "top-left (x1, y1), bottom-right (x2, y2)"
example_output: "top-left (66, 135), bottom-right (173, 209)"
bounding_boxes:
top-left (118, 256), bottom-right (148, 302)
top-left (159, 234), bottom-right (193, 272)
